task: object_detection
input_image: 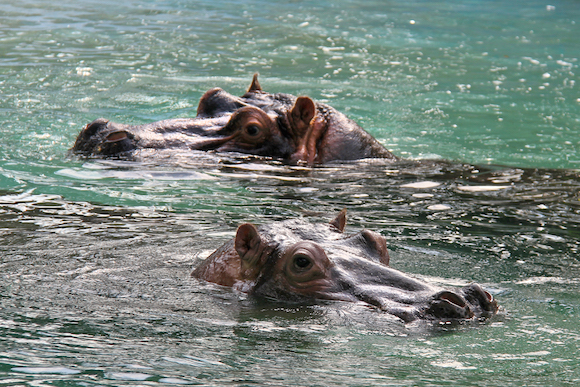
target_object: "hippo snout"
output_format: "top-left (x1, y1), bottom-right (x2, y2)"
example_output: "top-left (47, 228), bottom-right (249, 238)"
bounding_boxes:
top-left (427, 290), bottom-right (473, 319)
top-left (462, 283), bottom-right (498, 314)
top-left (73, 118), bottom-right (136, 155)
top-left (84, 118), bottom-right (110, 137)
top-left (426, 284), bottom-right (497, 321)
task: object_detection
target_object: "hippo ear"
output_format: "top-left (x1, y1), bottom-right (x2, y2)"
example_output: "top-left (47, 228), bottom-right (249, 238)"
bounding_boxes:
top-left (329, 209), bottom-right (347, 232)
top-left (235, 223), bottom-right (264, 269)
top-left (247, 73), bottom-right (263, 93)
top-left (361, 230), bottom-right (390, 266)
top-left (290, 96), bottom-right (316, 132)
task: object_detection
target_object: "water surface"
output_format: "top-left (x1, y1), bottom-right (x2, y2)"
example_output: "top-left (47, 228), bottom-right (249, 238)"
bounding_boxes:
top-left (1, 0), bottom-right (580, 385)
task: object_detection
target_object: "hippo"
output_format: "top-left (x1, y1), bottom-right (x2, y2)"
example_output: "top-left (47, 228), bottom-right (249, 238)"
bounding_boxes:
top-left (192, 211), bottom-right (498, 323)
top-left (72, 75), bottom-right (397, 164)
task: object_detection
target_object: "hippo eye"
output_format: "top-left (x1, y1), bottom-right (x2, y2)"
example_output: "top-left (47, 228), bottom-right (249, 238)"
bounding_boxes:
top-left (292, 254), bottom-right (313, 271)
top-left (228, 107), bottom-right (273, 145)
top-left (283, 243), bottom-right (330, 287)
top-left (244, 124), bottom-right (261, 137)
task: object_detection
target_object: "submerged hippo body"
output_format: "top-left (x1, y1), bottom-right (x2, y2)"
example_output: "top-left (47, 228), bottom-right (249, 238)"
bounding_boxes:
top-left (192, 211), bottom-right (498, 323)
top-left (72, 75), bottom-right (396, 164)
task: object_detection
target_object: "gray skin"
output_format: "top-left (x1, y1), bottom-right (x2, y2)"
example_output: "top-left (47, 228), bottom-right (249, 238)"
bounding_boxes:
top-left (192, 211), bottom-right (498, 323)
top-left (72, 74), bottom-right (396, 164)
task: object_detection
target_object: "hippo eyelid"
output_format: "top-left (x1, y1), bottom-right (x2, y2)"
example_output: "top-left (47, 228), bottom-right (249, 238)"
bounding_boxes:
top-left (281, 242), bottom-right (331, 287)
top-left (223, 106), bottom-right (273, 144)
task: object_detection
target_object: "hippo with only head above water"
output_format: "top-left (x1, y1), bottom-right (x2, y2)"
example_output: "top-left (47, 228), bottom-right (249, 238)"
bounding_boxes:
top-left (192, 211), bottom-right (498, 323)
top-left (72, 74), bottom-right (396, 164)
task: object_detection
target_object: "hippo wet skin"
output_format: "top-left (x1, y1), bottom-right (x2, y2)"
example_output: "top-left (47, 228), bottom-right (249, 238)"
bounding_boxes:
top-left (192, 211), bottom-right (498, 323)
top-left (72, 75), bottom-right (396, 164)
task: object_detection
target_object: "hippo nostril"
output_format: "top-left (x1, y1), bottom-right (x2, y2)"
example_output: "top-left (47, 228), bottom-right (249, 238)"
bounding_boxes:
top-left (105, 131), bottom-right (129, 143)
top-left (462, 283), bottom-right (498, 314)
top-left (484, 290), bottom-right (493, 302)
top-left (426, 291), bottom-right (472, 320)
top-left (73, 118), bottom-right (111, 153)
top-left (437, 291), bottom-right (467, 308)
top-left (96, 130), bottom-right (135, 155)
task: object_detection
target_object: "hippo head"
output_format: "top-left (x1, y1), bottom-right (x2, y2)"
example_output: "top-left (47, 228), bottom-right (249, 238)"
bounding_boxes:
top-left (72, 75), bottom-right (395, 163)
top-left (192, 211), bottom-right (498, 323)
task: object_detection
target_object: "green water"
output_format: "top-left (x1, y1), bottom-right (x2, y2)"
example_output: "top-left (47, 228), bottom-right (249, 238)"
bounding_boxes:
top-left (1, 0), bottom-right (580, 385)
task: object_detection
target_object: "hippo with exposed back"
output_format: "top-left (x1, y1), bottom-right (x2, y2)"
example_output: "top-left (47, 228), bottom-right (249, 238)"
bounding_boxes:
top-left (192, 211), bottom-right (498, 323)
top-left (72, 75), bottom-right (396, 164)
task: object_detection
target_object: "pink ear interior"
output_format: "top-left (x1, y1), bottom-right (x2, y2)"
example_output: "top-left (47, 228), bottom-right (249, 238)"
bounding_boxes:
top-left (235, 223), bottom-right (261, 260)
top-left (291, 96), bottom-right (316, 126)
